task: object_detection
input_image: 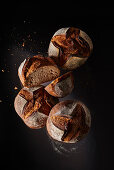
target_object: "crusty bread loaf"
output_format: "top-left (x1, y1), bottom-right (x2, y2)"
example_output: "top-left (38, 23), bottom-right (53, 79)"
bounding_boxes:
top-left (14, 86), bottom-right (59, 129)
top-left (45, 71), bottom-right (74, 98)
top-left (48, 27), bottom-right (93, 70)
top-left (46, 100), bottom-right (91, 143)
top-left (18, 55), bottom-right (60, 88)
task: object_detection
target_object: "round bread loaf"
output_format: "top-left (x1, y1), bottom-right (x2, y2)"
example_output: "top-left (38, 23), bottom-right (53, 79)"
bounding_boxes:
top-left (48, 27), bottom-right (93, 70)
top-left (46, 100), bottom-right (91, 143)
top-left (14, 86), bottom-right (59, 129)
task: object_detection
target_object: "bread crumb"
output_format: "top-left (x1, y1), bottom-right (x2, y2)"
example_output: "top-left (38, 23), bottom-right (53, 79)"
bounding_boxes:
top-left (22, 42), bottom-right (25, 47)
top-left (14, 87), bottom-right (18, 90)
top-left (2, 69), bottom-right (4, 72)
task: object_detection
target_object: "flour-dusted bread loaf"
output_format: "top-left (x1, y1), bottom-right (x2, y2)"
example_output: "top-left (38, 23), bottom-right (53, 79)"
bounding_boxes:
top-left (48, 27), bottom-right (93, 70)
top-left (18, 55), bottom-right (60, 88)
top-left (45, 71), bottom-right (74, 98)
top-left (46, 100), bottom-right (91, 143)
top-left (14, 86), bottom-right (59, 129)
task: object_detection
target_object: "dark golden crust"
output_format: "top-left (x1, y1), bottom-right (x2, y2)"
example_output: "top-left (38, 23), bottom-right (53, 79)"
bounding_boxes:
top-left (22, 99), bottom-right (34, 119)
top-left (52, 71), bottom-right (73, 85)
top-left (47, 100), bottom-right (90, 142)
top-left (62, 103), bottom-right (89, 142)
top-left (48, 56), bottom-right (60, 66)
top-left (19, 88), bottom-right (33, 101)
top-left (51, 27), bottom-right (90, 67)
top-left (19, 55), bottom-right (60, 87)
top-left (51, 115), bottom-right (72, 131)
top-left (46, 56), bottom-right (58, 66)
top-left (22, 87), bottom-right (58, 118)
top-left (14, 86), bottom-right (59, 129)
top-left (26, 55), bottom-right (58, 77)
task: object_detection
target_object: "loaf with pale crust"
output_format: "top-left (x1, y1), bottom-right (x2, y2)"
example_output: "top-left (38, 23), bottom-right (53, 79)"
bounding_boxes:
top-left (46, 100), bottom-right (91, 143)
top-left (48, 27), bottom-right (93, 70)
top-left (18, 55), bottom-right (60, 88)
top-left (14, 86), bottom-right (59, 129)
top-left (45, 71), bottom-right (74, 98)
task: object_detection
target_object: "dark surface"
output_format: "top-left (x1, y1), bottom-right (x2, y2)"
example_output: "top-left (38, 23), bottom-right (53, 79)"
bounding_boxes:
top-left (0, 3), bottom-right (114, 170)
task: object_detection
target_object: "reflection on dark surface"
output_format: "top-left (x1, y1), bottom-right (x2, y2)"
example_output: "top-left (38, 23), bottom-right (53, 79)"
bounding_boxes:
top-left (47, 122), bottom-right (95, 156)
top-left (48, 134), bottom-right (87, 156)
top-left (47, 130), bottom-right (96, 170)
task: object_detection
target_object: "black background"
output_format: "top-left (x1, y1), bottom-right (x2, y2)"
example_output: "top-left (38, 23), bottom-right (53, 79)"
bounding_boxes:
top-left (0, 2), bottom-right (114, 170)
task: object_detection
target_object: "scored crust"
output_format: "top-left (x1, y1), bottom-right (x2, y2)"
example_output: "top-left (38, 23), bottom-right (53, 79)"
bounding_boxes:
top-left (48, 27), bottom-right (93, 70)
top-left (14, 86), bottom-right (43, 118)
top-left (45, 71), bottom-right (74, 97)
top-left (24, 111), bottom-right (48, 129)
top-left (14, 86), bottom-right (59, 129)
top-left (46, 100), bottom-right (91, 143)
top-left (48, 28), bottom-right (69, 57)
top-left (18, 55), bottom-right (60, 88)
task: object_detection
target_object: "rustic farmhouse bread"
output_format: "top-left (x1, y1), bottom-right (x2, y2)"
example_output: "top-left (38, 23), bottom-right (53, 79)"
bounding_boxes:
top-left (45, 71), bottom-right (74, 98)
top-left (18, 55), bottom-right (60, 88)
top-left (14, 86), bottom-right (59, 129)
top-left (48, 27), bottom-right (93, 70)
top-left (46, 100), bottom-right (91, 143)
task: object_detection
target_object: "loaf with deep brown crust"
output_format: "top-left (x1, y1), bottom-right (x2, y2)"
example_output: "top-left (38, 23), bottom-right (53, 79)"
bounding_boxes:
top-left (48, 27), bottom-right (93, 70)
top-left (46, 100), bottom-right (91, 143)
top-left (18, 55), bottom-right (60, 88)
top-left (45, 71), bottom-right (74, 98)
top-left (14, 86), bottom-right (59, 129)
